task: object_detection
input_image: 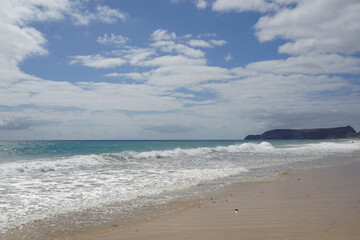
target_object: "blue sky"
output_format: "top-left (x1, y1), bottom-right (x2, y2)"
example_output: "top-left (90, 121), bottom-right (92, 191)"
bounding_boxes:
top-left (0, 0), bottom-right (359, 140)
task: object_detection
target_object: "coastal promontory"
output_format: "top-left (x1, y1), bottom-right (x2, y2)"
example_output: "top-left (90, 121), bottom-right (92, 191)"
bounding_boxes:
top-left (245, 126), bottom-right (360, 140)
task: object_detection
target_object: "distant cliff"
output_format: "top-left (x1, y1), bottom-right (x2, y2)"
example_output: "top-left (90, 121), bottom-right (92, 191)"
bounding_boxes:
top-left (245, 126), bottom-right (360, 140)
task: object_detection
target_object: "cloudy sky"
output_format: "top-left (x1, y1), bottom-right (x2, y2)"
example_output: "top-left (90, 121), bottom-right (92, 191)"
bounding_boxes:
top-left (0, 0), bottom-right (359, 140)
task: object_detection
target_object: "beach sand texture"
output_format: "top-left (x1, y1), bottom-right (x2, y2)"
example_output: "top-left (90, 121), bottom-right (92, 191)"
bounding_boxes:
top-left (84, 162), bottom-right (360, 240)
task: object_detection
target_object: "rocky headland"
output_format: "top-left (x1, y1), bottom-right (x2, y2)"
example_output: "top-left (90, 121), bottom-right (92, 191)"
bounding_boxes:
top-left (245, 126), bottom-right (360, 140)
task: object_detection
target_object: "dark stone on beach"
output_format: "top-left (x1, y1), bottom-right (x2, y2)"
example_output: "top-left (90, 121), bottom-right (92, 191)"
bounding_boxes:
top-left (244, 126), bottom-right (360, 140)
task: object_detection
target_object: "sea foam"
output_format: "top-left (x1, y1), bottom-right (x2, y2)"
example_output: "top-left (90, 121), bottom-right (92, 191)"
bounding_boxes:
top-left (0, 140), bottom-right (359, 234)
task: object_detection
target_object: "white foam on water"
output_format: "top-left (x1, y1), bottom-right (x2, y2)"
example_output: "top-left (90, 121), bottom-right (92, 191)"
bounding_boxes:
top-left (132, 141), bottom-right (274, 159)
top-left (1, 140), bottom-right (359, 233)
top-left (0, 148), bottom-right (251, 232)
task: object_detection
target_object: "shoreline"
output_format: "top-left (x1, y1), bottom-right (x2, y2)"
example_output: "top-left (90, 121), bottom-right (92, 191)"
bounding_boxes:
top-left (82, 160), bottom-right (360, 240)
top-left (2, 148), bottom-right (360, 240)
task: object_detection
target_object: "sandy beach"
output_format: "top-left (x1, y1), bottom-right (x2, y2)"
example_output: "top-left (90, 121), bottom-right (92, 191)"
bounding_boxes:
top-left (83, 161), bottom-right (360, 240)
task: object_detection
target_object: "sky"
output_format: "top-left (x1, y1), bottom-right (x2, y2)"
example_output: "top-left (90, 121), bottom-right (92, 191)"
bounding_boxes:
top-left (0, 0), bottom-right (360, 140)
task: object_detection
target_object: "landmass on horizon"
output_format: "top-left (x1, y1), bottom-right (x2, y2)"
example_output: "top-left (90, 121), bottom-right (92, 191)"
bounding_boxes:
top-left (245, 126), bottom-right (360, 140)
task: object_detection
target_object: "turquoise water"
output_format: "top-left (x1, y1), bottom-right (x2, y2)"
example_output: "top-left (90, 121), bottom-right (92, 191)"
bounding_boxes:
top-left (0, 139), bottom-right (329, 162)
top-left (0, 140), bottom-right (244, 162)
top-left (0, 139), bottom-right (359, 238)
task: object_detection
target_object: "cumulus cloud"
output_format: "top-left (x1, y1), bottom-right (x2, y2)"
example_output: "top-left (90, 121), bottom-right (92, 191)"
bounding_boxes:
top-left (151, 29), bottom-right (177, 41)
top-left (195, 0), bottom-right (208, 9)
top-left (209, 39), bottom-right (227, 46)
top-left (2, 0), bottom-right (360, 139)
top-left (105, 72), bottom-right (146, 81)
top-left (95, 5), bottom-right (128, 23)
top-left (69, 55), bottom-right (126, 68)
top-left (0, 0), bottom-right (70, 83)
top-left (149, 29), bottom-right (207, 58)
top-left (97, 33), bottom-right (129, 45)
top-left (211, 0), bottom-right (360, 56)
top-left (187, 39), bottom-right (213, 48)
top-left (187, 39), bottom-right (227, 48)
top-left (151, 40), bottom-right (205, 58)
top-left (70, 4), bottom-right (128, 25)
top-left (119, 48), bottom-right (156, 65)
top-left (0, 0), bottom-right (129, 84)
top-left (70, 27), bottom-right (360, 91)
top-left (212, 0), bottom-right (280, 13)
top-left (254, 0), bottom-right (360, 55)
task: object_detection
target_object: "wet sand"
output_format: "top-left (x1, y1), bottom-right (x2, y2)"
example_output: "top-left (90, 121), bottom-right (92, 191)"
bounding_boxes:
top-left (83, 161), bottom-right (360, 240)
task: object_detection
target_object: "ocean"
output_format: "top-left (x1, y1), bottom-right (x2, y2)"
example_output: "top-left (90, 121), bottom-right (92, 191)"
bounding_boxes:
top-left (1, 140), bottom-right (360, 239)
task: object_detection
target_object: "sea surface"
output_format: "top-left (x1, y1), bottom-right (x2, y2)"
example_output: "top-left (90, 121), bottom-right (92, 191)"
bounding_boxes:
top-left (1, 139), bottom-right (360, 239)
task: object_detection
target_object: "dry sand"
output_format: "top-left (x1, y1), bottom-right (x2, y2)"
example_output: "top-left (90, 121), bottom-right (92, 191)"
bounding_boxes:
top-left (83, 162), bottom-right (360, 240)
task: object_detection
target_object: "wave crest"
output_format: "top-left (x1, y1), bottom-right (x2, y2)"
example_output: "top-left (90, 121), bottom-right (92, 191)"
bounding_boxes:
top-left (132, 142), bottom-right (274, 159)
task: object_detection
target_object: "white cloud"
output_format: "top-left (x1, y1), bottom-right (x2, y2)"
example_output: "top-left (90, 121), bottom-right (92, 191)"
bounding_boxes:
top-left (97, 33), bottom-right (129, 45)
top-left (187, 39), bottom-right (227, 48)
top-left (2, 0), bottom-right (360, 141)
top-left (0, 0), bottom-right (130, 86)
top-left (211, 0), bottom-right (360, 56)
top-left (197, 33), bottom-right (217, 38)
top-left (141, 54), bottom-right (206, 67)
top-left (70, 28), bottom-right (360, 91)
top-left (245, 54), bottom-right (360, 75)
top-left (169, 0), bottom-right (208, 10)
top-left (224, 53), bottom-right (232, 61)
top-left (254, 0), bottom-right (360, 55)
top-left (188, 39), bottom-right (212, 48)
top-left (169, 0), bottom-right (182, 4)
top-left (112, 48), bottom-right (156, 65)
top-left (212, 0), bottom-right (280, 13)
top-left (0, 0), bottom-right (71, 84)
top-left (1, 77), bottom-right (181, 112)
top-left (199, 0), bottom-right (360, 135)
top-left (151, 29), bottom-right (177, 41)
top-left (210, 39), bottom-right (227, 46)
top-left (150, 29), bottom-right (212, 59)
top-left (145, 61), bottom-right (234, 87)
top-left (171, 92), bottom-right (195, 98)
top-left (195, 0), bottom-right (207, 9)
top-left (194, 72), bottom-right (359, 131)
top-left (150, 29), bottom-right (229, 58)
top-left (151, 40), bottom-right (205, 58)
top-left (0, 0), bottom-right (70, 25)
top-left (96, 5), bottom-right (127, 23)
top-left (70, 4), bottom-right (128, 25)
top-left (143, 124), bottom-right (192, 134)
top-left (69, 55), bottom-right (126, 68)
top-left (105, 72), bottom-right (146, 81)
top-left (68, 28), bottom-right (234, 88)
